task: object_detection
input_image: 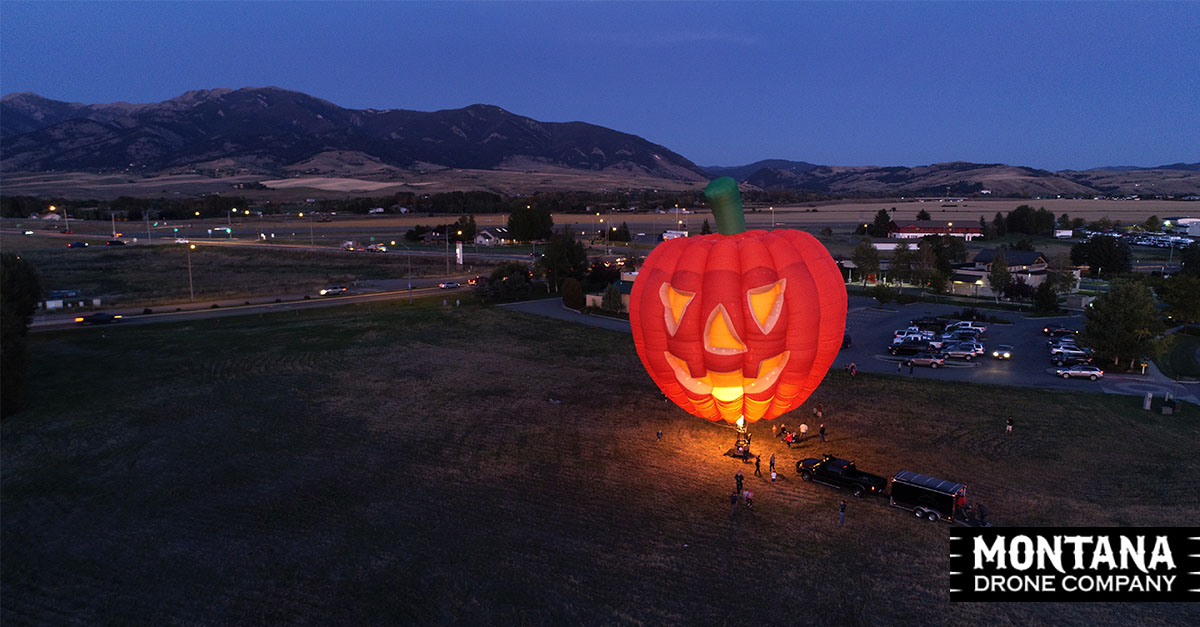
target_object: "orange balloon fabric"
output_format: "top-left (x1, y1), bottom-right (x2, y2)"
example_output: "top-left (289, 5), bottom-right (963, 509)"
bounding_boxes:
top-left (630, 229), bottom-right (847, 425)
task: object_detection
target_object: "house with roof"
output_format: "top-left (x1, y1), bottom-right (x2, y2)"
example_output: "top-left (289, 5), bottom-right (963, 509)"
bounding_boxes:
top-left (890, 220), bottom-right (983, 241)
top-left (474, 227), bottom-right (512, 246)
top-left (948, 249), bottom-right (1078, 297)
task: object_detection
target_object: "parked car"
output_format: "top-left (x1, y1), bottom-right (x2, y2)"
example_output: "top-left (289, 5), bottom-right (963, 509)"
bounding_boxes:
top-left (943, 342), bottom-right (985, 360)
top-left (319, 286), bottom-right (347, 296)
top-left (946, 320), bottom-right (987, 335)
top-left (991, 344), bottom-right (1013, 359)
top-left (909, 317), bottom-right (946, 332)
top-left (904, 352), bottom-right (945, 368)
top-left (888, 341), bottom-right (928, 356)
top-left (1054, 354), bottom-right (1093, 367)
top-left (893, 331), bottom-right (929, 344)
top-left (174, 238), bottom-right (190, 244)
top-left (67, 241), bottom-right (88, 248)
top-left (439, 281), bottom-right (460, 289)
top-left (23, 230), bottom-right (34, 235)
top-left (1044, 325), bottom-right (1078, 337)
top-left (1050, 345), bottom-right (1090, 357)
top-left (941, 330), bottom-right (981, 344)
top-left (105, 240), bottom-right (126, 246)
top-left (1047, 336), bottom-right (1077, 348)
top-left (74, 312), bottom-right (122, 325)
top-left (1056, 365), bottom-right (1104, 380)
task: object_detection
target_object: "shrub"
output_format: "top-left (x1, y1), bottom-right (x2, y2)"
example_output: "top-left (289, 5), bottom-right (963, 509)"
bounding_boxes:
top-left (868, 284), bottom-right (897, 306)
top-left (561, 278), bottom-right (585, 310)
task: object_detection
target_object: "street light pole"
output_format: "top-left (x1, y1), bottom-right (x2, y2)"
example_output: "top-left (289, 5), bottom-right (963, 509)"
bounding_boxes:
top-left (187, 244), bottom-right (196, 301)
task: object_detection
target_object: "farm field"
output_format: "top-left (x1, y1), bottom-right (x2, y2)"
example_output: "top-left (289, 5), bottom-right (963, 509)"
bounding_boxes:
top-left (2, 300), bottom-right (1197, 625)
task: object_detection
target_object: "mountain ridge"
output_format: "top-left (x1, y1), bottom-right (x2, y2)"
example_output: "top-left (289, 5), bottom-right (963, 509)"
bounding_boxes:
top-left (2, 88), bottom-right (1197, 197)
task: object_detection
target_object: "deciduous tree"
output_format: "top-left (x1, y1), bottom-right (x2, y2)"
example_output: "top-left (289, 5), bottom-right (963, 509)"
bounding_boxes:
top-left (851, 238), bottom-right (881, 285)
top-left (1, 253), bottom-right (41, 418)
top-left (1071, 235), bottom-right (1132, 277)
top-left (538, 229), bottom-right (587, 292)
top-left (1083, 280), bottom-right (1166, 371)
top-left (988, 250), bottom-right (1011, 302)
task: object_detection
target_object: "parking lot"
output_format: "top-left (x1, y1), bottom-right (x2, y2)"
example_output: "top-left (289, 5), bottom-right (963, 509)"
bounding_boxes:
top-left (837, 296), bottom-right (1197, 403)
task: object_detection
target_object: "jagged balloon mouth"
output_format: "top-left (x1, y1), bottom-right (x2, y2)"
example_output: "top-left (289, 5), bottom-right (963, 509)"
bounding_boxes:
top-left (663, 351), bottom-right (790, 402)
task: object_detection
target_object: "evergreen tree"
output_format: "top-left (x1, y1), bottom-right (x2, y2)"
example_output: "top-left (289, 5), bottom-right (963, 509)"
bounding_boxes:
top-left (700, 219), bottom-right (713, 235)
top-left (992, 212), bottom-right (1008, 237)
top-left (916, 209), bottom-right (932, 221)
top-left (869, 208), bottom-right (893, 237)
top-left (601, 283), bottom-right (624, 312)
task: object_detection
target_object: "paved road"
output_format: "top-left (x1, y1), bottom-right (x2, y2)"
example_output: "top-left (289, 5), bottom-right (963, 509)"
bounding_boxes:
top-left (501, 298), bottom-right (631, 333)
top-left (30, 283), bottom-right (471, 331)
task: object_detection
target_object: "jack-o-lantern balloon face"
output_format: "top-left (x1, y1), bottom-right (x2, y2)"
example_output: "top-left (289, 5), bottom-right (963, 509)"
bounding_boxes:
top-left (631, 203), bottom-right (846, 425)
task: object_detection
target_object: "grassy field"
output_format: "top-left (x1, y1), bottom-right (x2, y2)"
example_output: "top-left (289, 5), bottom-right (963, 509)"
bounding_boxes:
top-left (0, 237), bottom-right (474, 306)
top-left (2, 300), bottom-right (1198, 625)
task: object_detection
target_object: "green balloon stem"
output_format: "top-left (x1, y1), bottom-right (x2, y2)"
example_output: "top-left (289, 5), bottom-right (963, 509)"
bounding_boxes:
top-left (704, 177), bottom-right (747, 235)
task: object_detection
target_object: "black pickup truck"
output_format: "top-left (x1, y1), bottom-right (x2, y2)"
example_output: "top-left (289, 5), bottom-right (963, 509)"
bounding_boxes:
top-left (796, 454), bottom-right (888, 497)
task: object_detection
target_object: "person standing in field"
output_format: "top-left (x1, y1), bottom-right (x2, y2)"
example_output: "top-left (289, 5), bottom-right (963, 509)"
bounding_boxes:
top-left (735, 469), bottom-right (744, 493)
top-left (799, 423), bottom-right (809, 441)
top-left (819, 424), bottom-right (827, 442)
top-left (730, 491), bottom-right (739, 514)
top-left (839, 500), bottom-right (847, 526)
top-left (754, 455), bottom-right (762, 477)
top-left (1006, 416), bottom-right (1013, 434)
top-left (769, 453), bottom-right (776, 474)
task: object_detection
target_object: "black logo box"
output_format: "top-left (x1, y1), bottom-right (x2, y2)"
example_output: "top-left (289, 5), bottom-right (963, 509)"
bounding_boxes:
top-left (950, 528), bottom-right (1200, 602)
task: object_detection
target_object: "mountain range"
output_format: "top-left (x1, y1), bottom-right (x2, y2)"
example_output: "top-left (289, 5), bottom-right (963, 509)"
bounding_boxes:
top-left (1, 87), bottom-right (1197, 198)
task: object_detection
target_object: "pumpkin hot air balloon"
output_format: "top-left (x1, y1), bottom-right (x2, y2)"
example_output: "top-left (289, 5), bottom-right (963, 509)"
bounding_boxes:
top-left (630, 177), bottom-right (847, 430)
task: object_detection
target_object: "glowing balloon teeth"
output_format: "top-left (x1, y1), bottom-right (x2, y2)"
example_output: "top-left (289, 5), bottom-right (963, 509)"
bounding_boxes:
top-left (663, 351), bottom-right (790, 400)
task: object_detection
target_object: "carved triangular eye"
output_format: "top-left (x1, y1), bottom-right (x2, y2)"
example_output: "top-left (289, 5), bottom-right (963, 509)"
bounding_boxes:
top-left (659, 283), bottom-right (694, 337)
top-left (747, 279), bottom-right (786, 334)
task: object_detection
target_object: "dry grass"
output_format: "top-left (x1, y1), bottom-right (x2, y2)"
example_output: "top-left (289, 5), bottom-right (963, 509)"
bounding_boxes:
top-left (2, 238), bottom-right (465, 306)
top-left (2, 301), bottom-right (1197, 625)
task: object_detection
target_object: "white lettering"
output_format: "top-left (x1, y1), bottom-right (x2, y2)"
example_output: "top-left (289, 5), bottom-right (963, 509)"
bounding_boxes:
top-left (1120, 536), bottom-right (1147, 574)
top-left (974, 575), bottom-right (992, 591)
top-left (1010, 535), bottom-right (1034, 570)
top-left (1149, 536), bottom-right (1176, 570)
top-left (1159, 575), bottom-right (1176, 591)
top-left (1036, 535), bottom-right (1065, 574)
top-left (1091, 536), bottom-right (1117, 570)
top-left (1063, 535), bottom-right (1092, 569)
top-left (975, 536), bottom-right (1006, 569)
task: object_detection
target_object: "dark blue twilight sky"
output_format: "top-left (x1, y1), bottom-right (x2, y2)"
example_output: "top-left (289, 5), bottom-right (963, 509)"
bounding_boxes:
top-left (2, 1), bottom-right (1196, 171)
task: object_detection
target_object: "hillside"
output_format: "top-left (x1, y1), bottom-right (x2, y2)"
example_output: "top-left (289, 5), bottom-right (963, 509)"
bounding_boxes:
top-left (737, 161), bottom-right (1200, 197)
top-left (1, 88), bottom-right (1196, 198)
top-left (0, 88), bottom-right (707, 183)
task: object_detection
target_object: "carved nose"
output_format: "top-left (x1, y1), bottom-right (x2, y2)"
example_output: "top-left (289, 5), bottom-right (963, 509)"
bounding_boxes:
top-left (705, 304), bottom-right (746, 355)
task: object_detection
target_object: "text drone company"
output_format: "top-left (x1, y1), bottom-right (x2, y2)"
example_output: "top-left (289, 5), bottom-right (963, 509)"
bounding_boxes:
top-left (949, 528), bottom-right (1199, 602)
